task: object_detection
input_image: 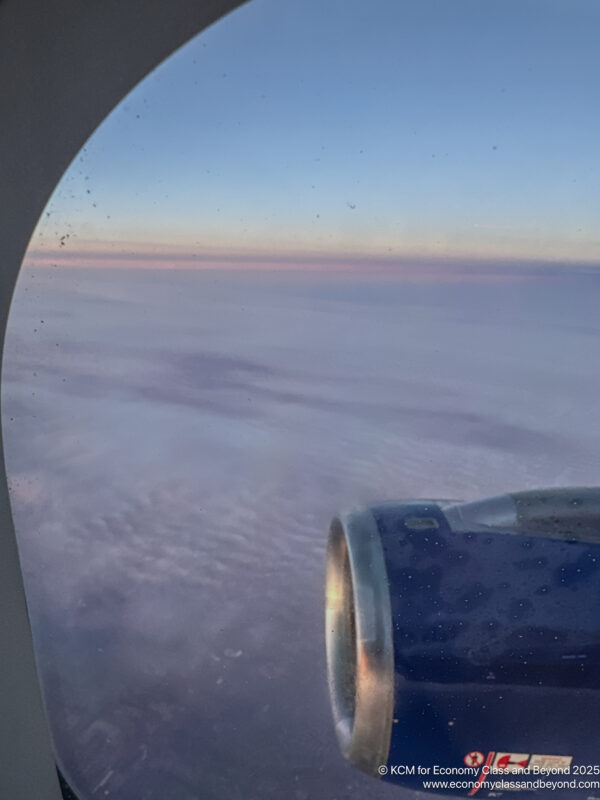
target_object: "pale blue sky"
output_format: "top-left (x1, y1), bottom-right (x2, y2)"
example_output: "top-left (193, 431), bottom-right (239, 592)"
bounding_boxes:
top-left (32, 0), bottom-right (600, 267)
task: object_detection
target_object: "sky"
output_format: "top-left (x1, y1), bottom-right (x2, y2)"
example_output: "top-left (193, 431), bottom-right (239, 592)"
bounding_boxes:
top-left (27, 0), bottom-right (600, 270)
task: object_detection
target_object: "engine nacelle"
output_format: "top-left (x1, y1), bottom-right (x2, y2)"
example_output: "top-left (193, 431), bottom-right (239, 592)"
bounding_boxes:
top-left (325, 488), bottom-right (600, 797)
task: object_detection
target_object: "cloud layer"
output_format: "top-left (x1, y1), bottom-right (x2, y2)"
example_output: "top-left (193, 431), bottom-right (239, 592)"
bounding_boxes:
top-left (3, 264), bottom-right (600, 799)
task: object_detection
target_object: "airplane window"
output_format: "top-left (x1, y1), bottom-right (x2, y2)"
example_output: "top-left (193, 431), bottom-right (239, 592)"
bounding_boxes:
top-left (3, 0), bottom-right (600, 798)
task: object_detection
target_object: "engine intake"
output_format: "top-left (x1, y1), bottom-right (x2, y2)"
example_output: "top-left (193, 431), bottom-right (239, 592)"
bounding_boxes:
top-left (325, 488), bottom-right (600, 796)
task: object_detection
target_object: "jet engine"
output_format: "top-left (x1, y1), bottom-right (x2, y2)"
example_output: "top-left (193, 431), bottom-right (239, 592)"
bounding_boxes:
top-left (325, 489), bottom-right (600, 796)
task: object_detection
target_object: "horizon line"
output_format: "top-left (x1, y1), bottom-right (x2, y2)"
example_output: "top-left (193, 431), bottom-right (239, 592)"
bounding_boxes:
top-left (24, 244), bottom-right (600, 274)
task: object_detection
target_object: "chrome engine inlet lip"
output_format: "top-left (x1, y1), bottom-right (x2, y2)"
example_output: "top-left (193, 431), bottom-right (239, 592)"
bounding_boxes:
top-left (325, 509), bottom-right (395, 776)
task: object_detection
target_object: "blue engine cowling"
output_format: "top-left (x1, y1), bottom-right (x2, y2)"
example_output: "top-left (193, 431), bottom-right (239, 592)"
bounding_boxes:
top-left (325, 488), bottom-right (600, 798)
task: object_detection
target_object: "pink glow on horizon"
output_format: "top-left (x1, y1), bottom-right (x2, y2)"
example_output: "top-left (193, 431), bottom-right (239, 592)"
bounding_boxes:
top-left (21, 245), bottom-right (597, 286)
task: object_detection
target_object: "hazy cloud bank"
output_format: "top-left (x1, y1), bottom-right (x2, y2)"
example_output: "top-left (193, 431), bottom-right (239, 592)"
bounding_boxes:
top-left (3, 265), bottom-right (600, 799)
